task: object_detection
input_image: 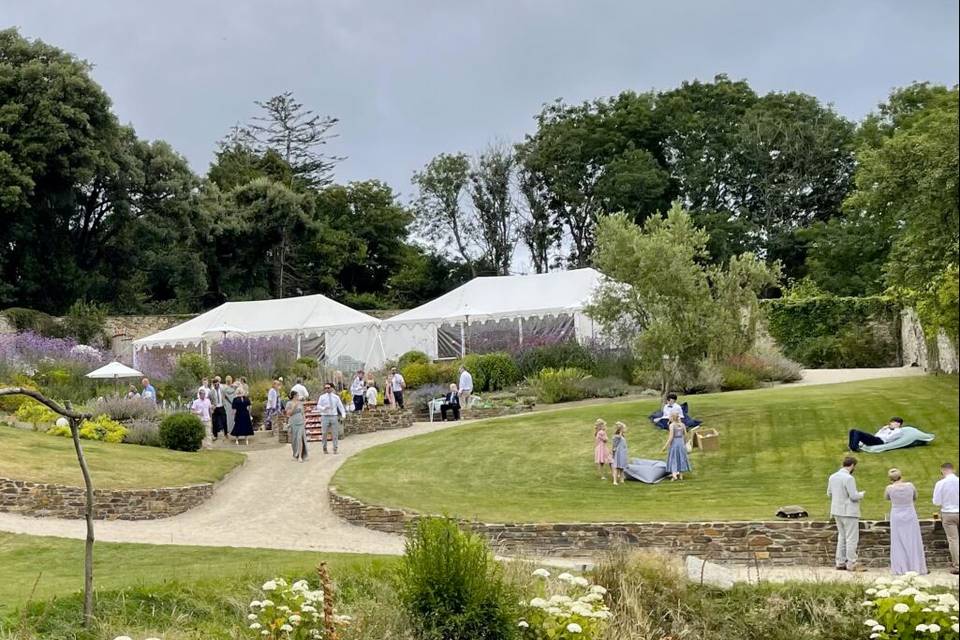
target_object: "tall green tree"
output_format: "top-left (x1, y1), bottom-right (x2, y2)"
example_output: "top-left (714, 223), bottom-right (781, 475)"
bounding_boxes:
top-left (516, 93), bottom-right (674, 267)
top-left (469, 145), bottom-right (518, 275)
top-left (411, 153), bottom-right (477, 276)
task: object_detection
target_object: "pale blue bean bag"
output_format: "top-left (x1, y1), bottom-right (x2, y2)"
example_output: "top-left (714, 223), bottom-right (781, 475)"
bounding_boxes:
top-left (859, 426), bottom-right (936, 453)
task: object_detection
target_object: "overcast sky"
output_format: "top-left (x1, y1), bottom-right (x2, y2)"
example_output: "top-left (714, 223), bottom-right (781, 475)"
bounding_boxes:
top-left (6, 1), bottom-right (959, 201)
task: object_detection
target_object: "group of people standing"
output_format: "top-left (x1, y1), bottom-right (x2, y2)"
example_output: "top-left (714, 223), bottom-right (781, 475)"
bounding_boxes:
top-left (593, 394), bottom-right (693, 485)
top-left (190, 375), bottom-right (254, 445)
top-left (828, 457), bottom-right (959, 575)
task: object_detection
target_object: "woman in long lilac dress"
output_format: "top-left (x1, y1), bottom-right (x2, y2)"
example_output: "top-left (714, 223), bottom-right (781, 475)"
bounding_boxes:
top-left (885, 468), bottom-right (927, 575)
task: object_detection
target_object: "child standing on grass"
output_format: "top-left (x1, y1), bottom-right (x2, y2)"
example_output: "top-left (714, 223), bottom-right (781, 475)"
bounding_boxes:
top-left (594, 419), bottom-right (612, 480)
top-left (611, 422), bottom-right (628, 485)
top-left (662, 412), bottom-right (692, 481)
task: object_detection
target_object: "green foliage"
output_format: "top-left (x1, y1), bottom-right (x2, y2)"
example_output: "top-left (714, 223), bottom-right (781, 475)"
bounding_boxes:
top-left (720, 367), bottom-right (759, 391)
top-left (515, 342), bottom-right (595, 378)
top-left (526, 368), bottom-right (590, 404)
top-left (398, 350), bottom-right (431, 369)
top-left (159, 413), bottom-right (205, 452)
top-left (61, 300), bottom-right (109, 347)
top-left (0, 307), bottom-right (62, 336)
top-left (122, 418), bottom-right (162, 447)
top-left (178, 353), bottom-right (212, 380)
top-left (0, 375), bottom-right (39, 412)
top-left (396, 516), bottom-right (518, 640)
top-left (462, 352), bottom-right (522, 392)
top-left (764, 295), bottom-right (900, 367)
top-left (588, 203), bottom-right (780, 385)
top-left (14, 401), bottom-right (58, 428)
top-left (48, 415), bottom-right (127, 443)
top-left (402, 362), bottom-right (458, 389)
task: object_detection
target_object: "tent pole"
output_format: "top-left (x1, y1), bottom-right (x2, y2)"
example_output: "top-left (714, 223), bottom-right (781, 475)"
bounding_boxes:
top-left (518, 317), bottom-right (524, 349)
top-left (460, 321), bottom-right (466, 358)
top-left (296, 334), bottom-right (302, 359)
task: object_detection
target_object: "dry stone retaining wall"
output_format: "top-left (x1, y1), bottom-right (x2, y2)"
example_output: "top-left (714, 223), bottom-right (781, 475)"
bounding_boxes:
top-left (328, 487), bottom-right (955, 567)
top-left (0, 476), bottom-right (213, 520)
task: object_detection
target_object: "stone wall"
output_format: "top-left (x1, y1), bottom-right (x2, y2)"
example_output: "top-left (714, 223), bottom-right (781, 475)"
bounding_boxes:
top-left (328, 488), bottom-right (955, 568)
top-left (900, 308), bottom-right (958, 373)
top-left (106, 314), bottom-right (194, 364)
top-left (345, 407), bottom-right (416, 434)
top-left (0, 476), bottom-right (213, 520)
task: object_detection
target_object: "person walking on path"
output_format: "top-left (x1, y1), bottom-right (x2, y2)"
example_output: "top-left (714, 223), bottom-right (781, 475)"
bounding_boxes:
top-left (209, 377), bottom-right (228, 441)
top-left (390, 367), bottom-right (406, 409)
top-left (350, 370), bottom-right (366, 412)
top-left (933, 461), bottom-right (960, 575)
top-left (285, 390), bottom-right (307, 462)
top-left (594, 419), bottom-right (612, 480)
top-left (223, 375), bottom-right (237, 434)
top-left (316, 382), bottom-right (346, 454)
top-left (230, 385), bottom-right (254, 445)
top-left (190, 388), bottom-right (212, 432)
top-left (885, 468), bottom-right (927, 575)
top-left (662, 412), bottom-right (692, 481)
top-left (611, 422), bottom-right (628, 486)
top-left (140, 377), bottom-right (157, 404)
top-left (827, 457), bottom-right (866, 572)
top-left (458, 366), bottom-right (473, 407)
top-left (264, 379), bottom-right (281, 431)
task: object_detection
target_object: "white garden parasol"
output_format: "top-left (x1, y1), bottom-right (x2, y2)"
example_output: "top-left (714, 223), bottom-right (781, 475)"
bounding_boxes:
top-left (86, 361), bottom-right (144, 394)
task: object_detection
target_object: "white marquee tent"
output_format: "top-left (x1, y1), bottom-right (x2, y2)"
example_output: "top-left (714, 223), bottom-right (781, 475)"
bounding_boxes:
top-left (133, 294), bottom-right (385, 370)
top-left (381, 268), bottom-right (606, 360)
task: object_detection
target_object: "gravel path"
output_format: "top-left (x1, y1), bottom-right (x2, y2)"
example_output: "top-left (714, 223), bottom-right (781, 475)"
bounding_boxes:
top-left (0, 367), bottom-right (936, 583)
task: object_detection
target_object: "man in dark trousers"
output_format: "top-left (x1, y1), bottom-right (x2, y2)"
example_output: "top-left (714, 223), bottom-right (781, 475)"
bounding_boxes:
top-left (440, 383), bottom-right (461, 421)
top-left (350, 369), bottom-right (366, 412)
top-left (209, 376), bottom-right (228, 440)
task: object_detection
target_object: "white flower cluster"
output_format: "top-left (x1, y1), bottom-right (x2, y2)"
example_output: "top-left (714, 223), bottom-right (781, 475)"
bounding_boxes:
top-left (517, 568), bottom-right (612, 638)
top-left (861, 573), bottom-right (959, 639)
top-left (247, 577), bottom-right (352, 638)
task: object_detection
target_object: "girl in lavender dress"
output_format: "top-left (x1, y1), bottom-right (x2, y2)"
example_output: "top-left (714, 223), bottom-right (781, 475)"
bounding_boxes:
top-left (661, 412), bottom-right (691, 481)
top-left (610, 422), bottom-right (628, 486)
top-left (594, 419), bottom-right (612, 480)
top-left (885, 468), bottom-right (928, 575)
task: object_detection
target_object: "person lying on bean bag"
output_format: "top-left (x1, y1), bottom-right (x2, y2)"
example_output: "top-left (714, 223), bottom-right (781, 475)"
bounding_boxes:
top-left (649, 396), bottom-right (702, 430)
top-left (858, 426), bottom-right (935, 453)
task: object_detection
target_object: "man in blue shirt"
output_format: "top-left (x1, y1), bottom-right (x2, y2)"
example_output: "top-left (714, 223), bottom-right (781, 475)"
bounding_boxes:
top-left (140, 377), bottom-right (157, 404)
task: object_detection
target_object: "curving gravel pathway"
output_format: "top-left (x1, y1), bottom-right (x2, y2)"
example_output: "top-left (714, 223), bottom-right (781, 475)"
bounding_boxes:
top-left (0, 367), bottom-right (937, 573)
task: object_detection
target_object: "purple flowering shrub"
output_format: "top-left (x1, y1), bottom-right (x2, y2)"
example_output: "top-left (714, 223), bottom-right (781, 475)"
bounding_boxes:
top-left (0, 332), bottom-right (106, 402)
top-left (211, 336), bottom-right (296, 380)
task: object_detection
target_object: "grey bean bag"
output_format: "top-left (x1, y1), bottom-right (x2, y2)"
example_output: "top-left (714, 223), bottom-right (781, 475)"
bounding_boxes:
top-left (624, 458), bottom-right (670, 484)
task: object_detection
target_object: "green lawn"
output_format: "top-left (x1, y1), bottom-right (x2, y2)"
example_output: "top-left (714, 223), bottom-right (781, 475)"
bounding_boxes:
top-left (334, 376), bottom-right (960, 523)
top-left (0, 532), bottom-right (393, 613)
top-left (0, 427), bottom-right (244, 489)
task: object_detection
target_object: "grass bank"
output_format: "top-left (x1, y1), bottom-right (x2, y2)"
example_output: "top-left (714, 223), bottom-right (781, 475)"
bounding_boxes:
top-left (0, 427), bottom-right (244, 489)
top-left (334, 376), bottom-right (959, 522)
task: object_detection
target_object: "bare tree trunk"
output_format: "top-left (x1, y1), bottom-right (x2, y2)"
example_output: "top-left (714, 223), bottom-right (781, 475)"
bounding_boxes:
top-left (0, 389), bottom-right (94, 625)
top-left (68, 409), bottom-right (96, 626)
top-left (317, 562), bottom-right (338, 640)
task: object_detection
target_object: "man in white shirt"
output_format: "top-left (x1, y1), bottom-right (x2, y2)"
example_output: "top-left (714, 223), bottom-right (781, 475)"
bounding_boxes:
top-left (827, 456), bottom-right (867, 572)
top-left (316, 382), bottom-right (346, 454)
top-left (350, 369), bottom-right (366, 412)
top-left (290, 379), bottom-right (309, 401)
top-left (390, 367), bottom-right (406, 409)
top-left (458, 366), bottom-right (473, 406)
top-left (848, 417), bottom-right (903, 451)
top-left (197, 377), bottom-right (210, 399)
top-left (654, 393), bottom-right (684, 429)
top-left (933, 461), bottom-right (960, 574)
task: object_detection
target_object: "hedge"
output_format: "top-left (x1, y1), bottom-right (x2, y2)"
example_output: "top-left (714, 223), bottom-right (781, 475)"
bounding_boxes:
top-left (763, 295), bottom-right (900, 368)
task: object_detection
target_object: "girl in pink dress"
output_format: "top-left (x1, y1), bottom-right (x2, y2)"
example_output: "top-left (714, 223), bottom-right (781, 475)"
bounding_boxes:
top-left (594, 419), bottom-right (612, 480)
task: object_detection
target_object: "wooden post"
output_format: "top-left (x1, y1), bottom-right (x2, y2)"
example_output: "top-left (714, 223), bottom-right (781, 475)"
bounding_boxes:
top-left (0, 389), bottom-right (94, 625)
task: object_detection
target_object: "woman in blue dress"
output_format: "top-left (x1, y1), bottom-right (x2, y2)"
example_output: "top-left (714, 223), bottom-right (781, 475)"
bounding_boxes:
top-left (610, 422), bottom-right (628, 485)
top-left (661, 413), bottom-right (692, 481)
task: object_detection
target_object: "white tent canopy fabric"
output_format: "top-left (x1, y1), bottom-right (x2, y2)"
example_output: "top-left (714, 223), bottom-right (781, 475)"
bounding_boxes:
top-left (381, 268), bottom-right (605, 360)
top-left (133, 294), bottom-right (385, 369)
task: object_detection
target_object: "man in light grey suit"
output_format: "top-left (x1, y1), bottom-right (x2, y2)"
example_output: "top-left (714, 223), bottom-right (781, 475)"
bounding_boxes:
top-left (827, 456), bottom-right (867, 571)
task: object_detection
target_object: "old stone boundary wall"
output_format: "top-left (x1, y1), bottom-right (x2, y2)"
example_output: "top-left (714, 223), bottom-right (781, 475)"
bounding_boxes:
top-left (328, 487), bottom-right (954, 567)
top-left (0, 476), bottom-right (213, 520)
